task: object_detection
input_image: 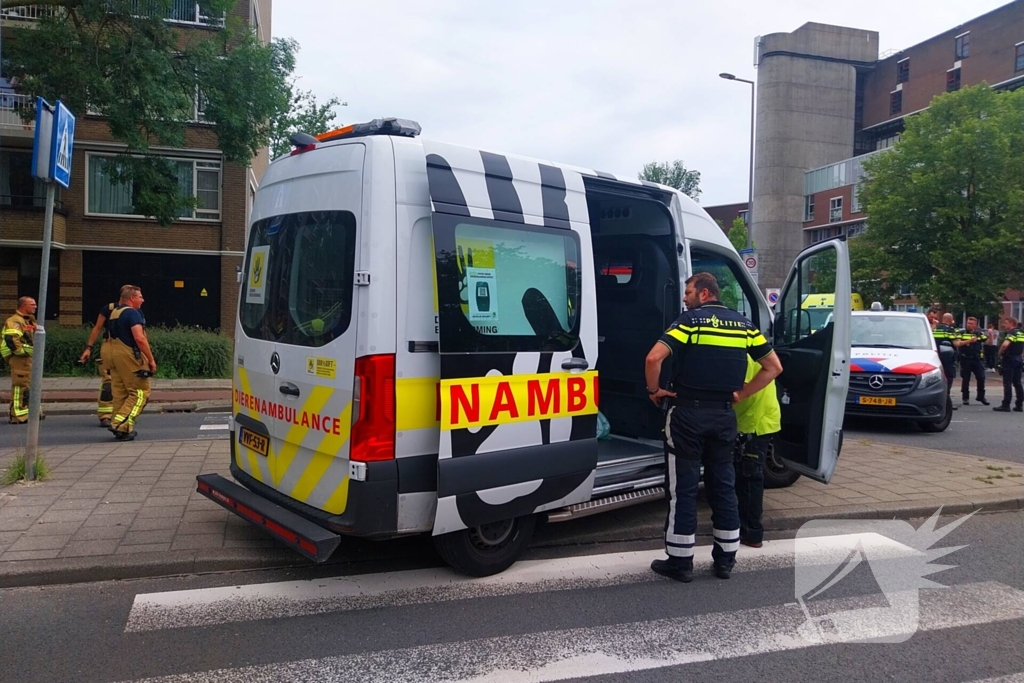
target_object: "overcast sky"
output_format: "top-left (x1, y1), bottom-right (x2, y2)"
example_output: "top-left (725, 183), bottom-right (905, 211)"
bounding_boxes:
top-left (274, 1), bottom-right (1009, 206)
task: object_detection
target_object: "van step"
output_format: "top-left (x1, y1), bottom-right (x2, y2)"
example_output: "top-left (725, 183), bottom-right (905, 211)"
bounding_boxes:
top-left (547, 486), bottom-right (665, 523)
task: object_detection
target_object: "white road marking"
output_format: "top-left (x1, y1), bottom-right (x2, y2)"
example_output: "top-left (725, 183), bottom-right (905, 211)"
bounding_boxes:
top-left (199, 424), bottom-right (230, 431)
top-left (118, 581), bottom-right (1024, 683)
top-left (125, 532), bottom-right (917, 632)
top-left (965, 675), bottom-right (1024, 683)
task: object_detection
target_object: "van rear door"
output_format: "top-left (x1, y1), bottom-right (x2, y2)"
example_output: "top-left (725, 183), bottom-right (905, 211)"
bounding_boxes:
top-left (772, 238), bottom-right (852, 483)
top-left (423, 142), bottom-right (600, 535)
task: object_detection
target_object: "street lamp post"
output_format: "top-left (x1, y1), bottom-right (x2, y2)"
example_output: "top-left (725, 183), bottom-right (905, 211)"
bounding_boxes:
top-left (719, 72), bottom-right (755, 251)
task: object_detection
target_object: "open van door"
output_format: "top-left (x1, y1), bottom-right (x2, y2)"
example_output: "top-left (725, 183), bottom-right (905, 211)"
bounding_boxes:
top-left (423, 142), bottom-right (600, 541)
top-left (771, 239), bottom-right (851, 484)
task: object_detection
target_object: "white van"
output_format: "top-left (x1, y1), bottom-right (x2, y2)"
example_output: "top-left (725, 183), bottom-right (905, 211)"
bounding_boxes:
top-left (197, 118), bottom-right (852, 576)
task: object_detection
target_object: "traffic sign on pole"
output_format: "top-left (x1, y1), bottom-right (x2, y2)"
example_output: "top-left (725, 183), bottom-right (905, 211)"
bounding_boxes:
top-left (50, 101), bottom-right (75, 188)
top-left (766, 288), bottom-right (781, 306)
top-left (739, 248), bottom-right (759, 285)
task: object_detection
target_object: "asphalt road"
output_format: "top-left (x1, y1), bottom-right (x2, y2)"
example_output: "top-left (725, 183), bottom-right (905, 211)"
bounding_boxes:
top-left (0, 412), bottom-right (231, 448)
top-left (0, 509), bottom-right (1021, 683)
top-left (844, 394), bottom-right (1024, 464)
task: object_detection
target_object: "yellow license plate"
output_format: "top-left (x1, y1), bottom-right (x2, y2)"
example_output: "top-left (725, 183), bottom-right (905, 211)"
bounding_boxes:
top-left (859, 396), bottom-right (897, 406)
top-left (238, 428), bottom-right (269, 457)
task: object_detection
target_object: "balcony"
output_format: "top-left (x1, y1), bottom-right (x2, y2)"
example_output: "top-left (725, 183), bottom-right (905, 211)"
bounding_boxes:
top-left (0, 4), bottom-right (61, 22)
top-left (0, 93), bottom-right (35, 137)
top-left (0, 2), bottom-right (224, 28)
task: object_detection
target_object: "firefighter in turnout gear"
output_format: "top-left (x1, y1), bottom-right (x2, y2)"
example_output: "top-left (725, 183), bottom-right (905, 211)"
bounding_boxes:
top-left (956, 316), bottom-right (989, 406)
top-left (106, 285), bottom-right (156, 441)
top-left (644, 273), bottom-right (782, 582)
top-left (993, 317), bottom-right (1024, 413)
top-left (930, 311), bottom-right (959, 409)
top-left (80, 301), bottom-right (119, 428)
top-left (3, 297), bottom-right (44, 424)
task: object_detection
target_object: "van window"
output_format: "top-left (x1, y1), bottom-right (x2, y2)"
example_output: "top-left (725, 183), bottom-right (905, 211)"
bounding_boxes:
top-left (689, 248), bottom-right (756, 325)
top-left (433, 214), bottom-right (581, 353)
top-left (239, 211), bottom-right (357, 347)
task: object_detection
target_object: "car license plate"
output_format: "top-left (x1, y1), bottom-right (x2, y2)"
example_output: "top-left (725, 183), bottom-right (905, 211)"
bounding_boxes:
top-left (238, 427), bottom-right (270, 457)
top-left (859, 396), bottom-right (896, 407)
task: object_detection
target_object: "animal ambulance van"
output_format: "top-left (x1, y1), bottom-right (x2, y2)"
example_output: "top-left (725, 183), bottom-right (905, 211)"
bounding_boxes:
top-left (197, 118), bottom-right (852, 576)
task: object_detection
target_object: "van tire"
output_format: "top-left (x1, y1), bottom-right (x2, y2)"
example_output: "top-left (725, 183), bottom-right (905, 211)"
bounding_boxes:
top-left (918, 397), bottom-right (953, 433)
top-left (433, 514), bottom-right (537, 577)
top-left (763, 441), bottom-right (801, 489)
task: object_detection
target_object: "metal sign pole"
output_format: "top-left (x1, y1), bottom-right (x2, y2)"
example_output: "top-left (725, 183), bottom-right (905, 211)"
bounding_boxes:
top-left (24, 182), bottom-right (55, 481)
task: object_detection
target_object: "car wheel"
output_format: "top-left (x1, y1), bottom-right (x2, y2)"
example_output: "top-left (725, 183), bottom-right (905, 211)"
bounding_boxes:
top-left (432, 514), bottom-right (537, 577)
top-left (763, 440), bottom-right (801, 489)
top-left (918, 397), bottom-right (952, 433)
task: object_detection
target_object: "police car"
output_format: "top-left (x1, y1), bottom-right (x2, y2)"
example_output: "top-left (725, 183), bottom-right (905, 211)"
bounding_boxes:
top-left (844, 306), bottom-right (952, 432)
top-left (196, 118), bottom-right (853, 576)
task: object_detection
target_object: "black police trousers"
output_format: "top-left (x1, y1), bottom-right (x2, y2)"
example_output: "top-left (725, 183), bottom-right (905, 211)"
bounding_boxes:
top-left (1001, 357), bottom-right (1023, 409)
top-left (734, 434), bottom-right (771, 546)
top-left (663, 403), bottom-right (740, 570)
top-left (961, 356), bottom-right (986, 401)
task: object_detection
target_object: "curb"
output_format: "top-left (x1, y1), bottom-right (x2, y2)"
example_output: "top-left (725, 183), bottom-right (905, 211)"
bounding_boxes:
top-left (36, 402), bottom-right (232, 416)
top-left (1, 496), bottom-right (1020, 589)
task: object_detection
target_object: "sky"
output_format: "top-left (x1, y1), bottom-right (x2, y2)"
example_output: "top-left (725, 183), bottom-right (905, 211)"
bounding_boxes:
top-left (273, 0), bottom-right (1011, 207)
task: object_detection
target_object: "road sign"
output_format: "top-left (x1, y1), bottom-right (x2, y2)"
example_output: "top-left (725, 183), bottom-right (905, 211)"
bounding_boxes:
top-left (766, 287), bottom-right (781, 306)
top-left (50, 101), bottom-right (75, 188)
top-left (739, 248), bottom-right (758, 284)
top-left (31, 97), bottom-right (55, 181)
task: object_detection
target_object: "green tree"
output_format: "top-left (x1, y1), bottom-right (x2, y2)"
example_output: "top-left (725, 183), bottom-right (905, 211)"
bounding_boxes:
top-left (858, 84), bottom-right (1024, 317)
top-left (638, 160), bottom-right (701, 200)
top-left (2, 0), bottom-right (294, 224)
top-left (727, 216), bottom-right (751, 252)
top-left (269, 83), bottom-right (344, 159)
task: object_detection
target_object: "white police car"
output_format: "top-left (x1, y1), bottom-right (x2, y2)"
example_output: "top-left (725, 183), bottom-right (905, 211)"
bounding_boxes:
top-left (844, 306), bottom-right (952, 432)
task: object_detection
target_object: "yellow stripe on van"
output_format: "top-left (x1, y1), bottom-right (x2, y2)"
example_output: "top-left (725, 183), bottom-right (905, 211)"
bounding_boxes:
top-left (236, 368), bottom-right (265, 482)
top-left (320, 477), bottom-right (350, 515)
top-left (273, 385), bottom-right (334, 486)
top-left (289, 403), bottom-right (353, 504)
top-left (396, 377), bottom-right (440, 431)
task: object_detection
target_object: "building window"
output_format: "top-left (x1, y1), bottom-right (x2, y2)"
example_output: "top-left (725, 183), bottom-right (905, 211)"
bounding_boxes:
top-left (0, 150), bottom-right (47, 208)
top-left (852, 182), bottom-right (861, 214)
top-left (947, 68), bottom-right (961, 93)
top-left (897, 59), bottom-right (909, 84)
top-left (804, 195), bottom-right (815, 222)
top-left (890, 90), bottom-right (902, 115)
top-left (955, 32), bottom-right (970, 60)
top-left (846, 222), bottom-right (866, 239)
top-left (86, 154), bottom-right (221, 220)
top-left (738, 209), bottom-right (748, 225)
top-left (829, 197), bottom-right (843, 224)
top-left (1016, 43), bottom-right (1024, 72)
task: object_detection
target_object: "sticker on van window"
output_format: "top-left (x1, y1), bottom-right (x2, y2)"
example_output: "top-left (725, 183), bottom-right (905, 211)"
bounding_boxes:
top-left (246, 245), bottom-right (270, 304)
top-left (305, 356), bottom-right (337, 379)
top-left (466, 267), bottom-right (498, 324)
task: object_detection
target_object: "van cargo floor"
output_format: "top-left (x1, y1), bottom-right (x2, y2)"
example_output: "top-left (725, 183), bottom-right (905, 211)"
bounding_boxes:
top-left (594, 436), bottom-right (665, 495)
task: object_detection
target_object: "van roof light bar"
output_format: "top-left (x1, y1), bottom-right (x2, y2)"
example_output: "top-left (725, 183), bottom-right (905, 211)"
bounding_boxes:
top-left (314, 117), bottom-right (422, 143)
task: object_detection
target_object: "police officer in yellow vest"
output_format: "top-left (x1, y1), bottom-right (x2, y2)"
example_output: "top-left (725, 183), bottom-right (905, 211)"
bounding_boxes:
top-left (3, 296), bottom-right (45, 424)
top-left (107, 285), bottom-right (156, 441)
top-left (79, 301), bottom-right (119, 428)
top-left (731, 356), bottom-right (782, 548)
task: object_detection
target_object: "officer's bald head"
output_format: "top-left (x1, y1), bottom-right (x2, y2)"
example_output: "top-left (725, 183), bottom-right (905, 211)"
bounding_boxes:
top-left (942, 313), bottom-right (955, 324)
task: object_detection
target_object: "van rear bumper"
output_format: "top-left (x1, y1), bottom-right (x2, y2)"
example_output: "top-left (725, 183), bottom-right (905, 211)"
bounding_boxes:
top-left (229, 458), bottom-right (400, 540)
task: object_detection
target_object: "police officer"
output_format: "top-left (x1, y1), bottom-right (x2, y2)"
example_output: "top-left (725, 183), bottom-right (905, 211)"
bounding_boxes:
top-left (931, 311), bottom-right (959, 409)
top-left (956, 316), bottom-right (988, 406)
top-left (107, 285), bottom-right (156, 441)
top-left (79, 300), bottom-right (119, 428)
top-left (993, 317), bottom-right (1024, 413)
top-left (732, 356), bottom-right (782, 549)
top-left (645, 272), bottom-right (781, 582)
top-left (2, 297), bottom-right (44, 424)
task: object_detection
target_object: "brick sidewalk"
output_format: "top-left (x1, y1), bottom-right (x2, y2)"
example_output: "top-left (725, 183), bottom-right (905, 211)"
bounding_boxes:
top-left (0, 438), bottom-right (1021, 582)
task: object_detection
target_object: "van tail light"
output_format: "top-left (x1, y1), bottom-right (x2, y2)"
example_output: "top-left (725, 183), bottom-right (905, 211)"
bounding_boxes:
top-left (350, 354), bottom-right (396, 462)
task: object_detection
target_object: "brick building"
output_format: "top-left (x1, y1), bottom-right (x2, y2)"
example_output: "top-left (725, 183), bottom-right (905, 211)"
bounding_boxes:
top-left (0, 0), bottom-right (272, 335)
top-left (712, 0), bottom-right (1024, 319)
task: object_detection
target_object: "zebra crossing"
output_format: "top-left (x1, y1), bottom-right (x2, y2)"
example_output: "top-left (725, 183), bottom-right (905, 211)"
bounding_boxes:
top-left (105, 532), bottom-right (1024, 683)
top-left (196, 412), bottom-right (231, 439)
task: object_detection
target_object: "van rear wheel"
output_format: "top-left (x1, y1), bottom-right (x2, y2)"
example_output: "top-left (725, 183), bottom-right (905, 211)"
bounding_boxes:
top-left (763, 441), bottom-right (801, 489)
top-left (433, 514), bottom-right (537, 577)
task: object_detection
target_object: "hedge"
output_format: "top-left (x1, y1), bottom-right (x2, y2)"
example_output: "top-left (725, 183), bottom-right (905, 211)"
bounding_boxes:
top-left (0, 325), bottom-right (231, 379)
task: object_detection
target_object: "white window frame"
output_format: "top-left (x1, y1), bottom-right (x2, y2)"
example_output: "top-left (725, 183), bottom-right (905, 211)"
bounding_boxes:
top-left (829, 197), bottom-right (843, 224)
top-left (84, 152), bottom-right (222, 222)
top-left (804, 194), bottom-right (815, 222)
top-left (955, 31), bottom-right (970, 60)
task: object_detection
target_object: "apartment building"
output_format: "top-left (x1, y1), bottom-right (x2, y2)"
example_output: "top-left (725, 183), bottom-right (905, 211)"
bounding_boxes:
top-left (0, 0), bottom-right (272, 335)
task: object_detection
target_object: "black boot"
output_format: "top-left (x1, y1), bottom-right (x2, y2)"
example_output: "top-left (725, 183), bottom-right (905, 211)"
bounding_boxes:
top-left (993, 405), bottom-right (1011, 412)
top-left (978, 397), bottom-right (990, 406)
top-left (1014, 405), bottom-right (1023, 413)
top-left (713, 565), bottom-right (732, 580)
top-left (651, 559), bottom-right (693, 583)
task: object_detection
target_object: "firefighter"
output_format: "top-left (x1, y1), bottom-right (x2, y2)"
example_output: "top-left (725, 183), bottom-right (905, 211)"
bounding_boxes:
top-left (955, 316), bottom-right (988, 406)
top-left (3, 296), bottom-right (44, 424)
top-left (993, 317), bottom-right (1024, 413)
top-left (106, 285), bottom-right (156, 441)
top-left (931, 311), bottom-right (959, 409)
top-left (644, 272), bottom-right (782, 582)
top-left (79, 301), bottom-right (119, 428)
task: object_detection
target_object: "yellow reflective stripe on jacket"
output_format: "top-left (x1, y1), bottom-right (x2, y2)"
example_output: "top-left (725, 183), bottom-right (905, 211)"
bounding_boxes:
top-left (666, 328), bottom-right (689, 343)
top-left (692, 332), bottom-right (748, 349)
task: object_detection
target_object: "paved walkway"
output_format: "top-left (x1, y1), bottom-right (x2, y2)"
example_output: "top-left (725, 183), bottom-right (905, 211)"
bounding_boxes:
top-left (0, 438), bottom-right (1021, 586)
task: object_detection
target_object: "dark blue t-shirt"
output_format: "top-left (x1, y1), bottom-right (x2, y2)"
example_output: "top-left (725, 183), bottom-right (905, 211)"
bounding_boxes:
top-left (110, 306), bottom-right (145, 350)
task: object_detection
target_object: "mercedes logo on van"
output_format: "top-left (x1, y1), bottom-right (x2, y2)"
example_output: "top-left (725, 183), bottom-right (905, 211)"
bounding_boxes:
top-left (270, 352), bottom-right (280, 375)
top-left (868, 375), bottom-right (885, 390)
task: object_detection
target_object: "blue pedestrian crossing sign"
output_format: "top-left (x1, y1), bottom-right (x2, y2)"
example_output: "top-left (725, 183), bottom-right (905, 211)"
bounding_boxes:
top-left (31, 98), bottom-right (75, 188)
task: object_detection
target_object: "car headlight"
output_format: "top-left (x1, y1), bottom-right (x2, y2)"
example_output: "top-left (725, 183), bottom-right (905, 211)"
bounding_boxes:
top-left (922, 367), bottom-right (943, 386)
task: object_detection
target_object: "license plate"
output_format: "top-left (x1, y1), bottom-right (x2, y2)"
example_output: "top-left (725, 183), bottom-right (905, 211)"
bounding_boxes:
top-left (238, 427), bottom-right (270, 457)
top-left (859, 396), bottom-right (897, 406)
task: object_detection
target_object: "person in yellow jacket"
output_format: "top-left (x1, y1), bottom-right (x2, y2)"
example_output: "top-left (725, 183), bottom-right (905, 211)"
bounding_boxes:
top-left (3, 296), bottom-right (45, 424)
top-left (106, 285), bottom-right (156, 441)
top-left (79, 301), bottom-right (119, 428)
top-left (731, 356), bottom-right (782, 548)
